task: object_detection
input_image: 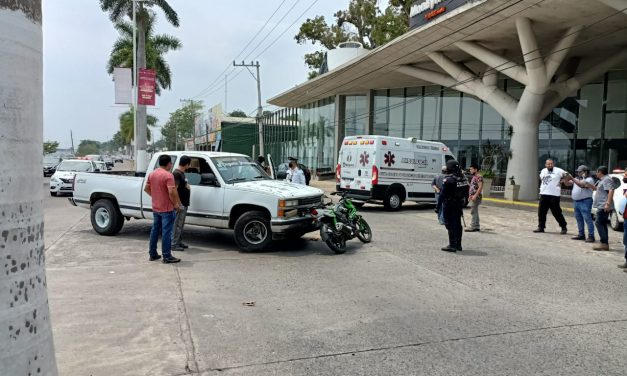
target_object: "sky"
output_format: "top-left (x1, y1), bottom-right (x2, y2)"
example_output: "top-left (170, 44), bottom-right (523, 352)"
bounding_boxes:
top-left (42, 0), bottom-right (341, 148)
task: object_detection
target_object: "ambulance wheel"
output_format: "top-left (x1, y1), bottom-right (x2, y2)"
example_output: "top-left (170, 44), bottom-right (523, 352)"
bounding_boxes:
top-left (384, 189), bottom-right (403, 211)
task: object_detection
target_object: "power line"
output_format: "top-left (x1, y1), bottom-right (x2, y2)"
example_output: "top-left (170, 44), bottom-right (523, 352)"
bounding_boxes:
top-left (190, 0), bottom-right (291, 99)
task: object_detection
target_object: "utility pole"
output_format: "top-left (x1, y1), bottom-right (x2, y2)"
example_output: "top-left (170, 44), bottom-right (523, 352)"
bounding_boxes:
top-left (233, 60), bottom-right (264, 157)
top-left (180, 99), bottom-right (196, 151)
top-left (224, 74), bottom-right (228, 114)
top-left (70, 130), bottom-right (75, 155)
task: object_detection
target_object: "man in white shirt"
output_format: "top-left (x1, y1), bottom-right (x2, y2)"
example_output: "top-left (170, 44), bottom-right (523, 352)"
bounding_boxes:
top-left (288, 162), bottom-right (306, 185)
top-left (534, 159), bottom-right (568, 234)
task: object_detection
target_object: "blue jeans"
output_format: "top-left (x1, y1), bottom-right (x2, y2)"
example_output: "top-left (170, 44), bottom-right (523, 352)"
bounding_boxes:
top-left (149, 211), bottom-right (176, 258)
top-left (573, 198), bottom-right (594, 238)
top-left (594, 209), bottom-right (609, 245)
top-left (623, 224), bottom-right (627, 261)
top-left (435, 192), bottom-right (445, 225)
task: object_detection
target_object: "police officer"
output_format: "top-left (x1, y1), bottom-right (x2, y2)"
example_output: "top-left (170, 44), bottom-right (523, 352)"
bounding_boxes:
top-left (437, 160), bottom-right (469, 252)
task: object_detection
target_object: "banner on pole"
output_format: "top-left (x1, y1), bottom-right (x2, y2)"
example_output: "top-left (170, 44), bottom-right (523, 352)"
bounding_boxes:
top-left (138, 68), bottom-right (156, 106)
top-left (113, 67), bottom-right (132, 104)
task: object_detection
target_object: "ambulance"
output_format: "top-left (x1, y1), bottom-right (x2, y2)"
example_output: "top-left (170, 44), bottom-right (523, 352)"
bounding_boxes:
top-left (336, 135), bottom-right (459, 211)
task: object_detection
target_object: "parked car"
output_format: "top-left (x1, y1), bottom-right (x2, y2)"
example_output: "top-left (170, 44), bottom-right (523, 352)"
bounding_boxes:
top-left (275, 162), bottom-right (312, 185)
top-left (43, 156), bottom-right (61, 177)
top-left (70, 151), bottom-right (324, 251)
top-left (94, 160), bottom-right (110, 171)
top-left (103, 155), bottom-right (114, 168)
top-left (113, 155), bottom-right (124, 163)
top-left (50, 159), bottom-right (97, 196)
top-left (592, 170), bottom-right (626, 231)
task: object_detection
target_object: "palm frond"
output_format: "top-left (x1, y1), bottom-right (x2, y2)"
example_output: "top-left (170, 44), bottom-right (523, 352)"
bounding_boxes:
top-left (151, 0), bottom-right (179, 27)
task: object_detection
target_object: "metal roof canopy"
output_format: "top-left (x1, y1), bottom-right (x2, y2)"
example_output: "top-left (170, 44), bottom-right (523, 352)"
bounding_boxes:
top-left (268, 0), bottom-right (627, 108)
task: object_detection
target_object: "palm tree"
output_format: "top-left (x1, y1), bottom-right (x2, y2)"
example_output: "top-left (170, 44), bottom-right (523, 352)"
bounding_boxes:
top-left (0, 2), bottom-right (58, 374)
top-left (107, 14), bottom-right (181, 95)
top-left (100, 0), bottom-right (179, 172)
top-left (119, 107), bottom-right (155, 144)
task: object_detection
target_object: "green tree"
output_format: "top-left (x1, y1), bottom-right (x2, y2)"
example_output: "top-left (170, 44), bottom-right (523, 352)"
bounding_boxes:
top-left (295, 0), bottom-right (410, 78)
top-left (77, 140), bottom-right (101, 156)
top-left (119, 107), bottom-right (155, 144)
top-left (43, 140), bottom-right (59, 155)
top-left (228, 109), bottom-right (247, 118)
top-left (162, 101), bottom-right (203, 150)
top-left (106, 13), bottom-right (182, 95)
top-left (100, 0), bottom-right (180, 170)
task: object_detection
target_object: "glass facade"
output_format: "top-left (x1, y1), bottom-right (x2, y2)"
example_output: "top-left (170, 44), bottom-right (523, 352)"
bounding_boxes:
top-left (345, 69), bottom-right (627, 176)
top-left (260, 69), bottom-right (627, 177)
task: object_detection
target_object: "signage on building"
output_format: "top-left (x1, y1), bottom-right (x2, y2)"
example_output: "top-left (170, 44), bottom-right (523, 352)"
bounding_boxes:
top-left (137, 68), bottom-right (156, 106)
top-left (409, 0), bottom-right (470, 29)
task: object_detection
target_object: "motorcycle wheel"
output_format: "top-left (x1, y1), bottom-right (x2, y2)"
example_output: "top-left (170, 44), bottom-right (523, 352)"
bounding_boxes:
top-left (326, 236), bottom-right (347, 254)
top-left (356, 218), bottom-right (372, 243)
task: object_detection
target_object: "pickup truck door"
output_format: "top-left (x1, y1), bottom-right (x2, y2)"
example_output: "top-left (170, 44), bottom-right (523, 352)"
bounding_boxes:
top-left (185, 156), bottom-right (227, 228)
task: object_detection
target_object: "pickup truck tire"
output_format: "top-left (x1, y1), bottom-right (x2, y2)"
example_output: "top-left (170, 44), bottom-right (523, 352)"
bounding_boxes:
top-left (234, 211), bottom-right (272, 251)
top-left (91, 199), bottom-right (124, 236)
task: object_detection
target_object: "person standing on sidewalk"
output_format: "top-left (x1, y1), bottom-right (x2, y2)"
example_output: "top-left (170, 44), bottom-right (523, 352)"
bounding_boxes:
top-left (172, 156), bottom-right (191, 251)
top-left (618, 170), bottom-right (627, 270)
top-left (465, 164), bottom-right (483, 232)
top-left (144, 155), bottom-right (181, 264)
top-left (592, 166), bottom-right (615, 251)
top-left (565, 165), bottom-right (596, 243)
top-left (534, 159), bottom-right (568, 234)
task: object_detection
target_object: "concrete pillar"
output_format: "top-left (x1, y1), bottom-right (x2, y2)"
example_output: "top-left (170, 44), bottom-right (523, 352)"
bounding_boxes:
top-left (366, 90), bottom-right (375, 135)
top-left (398, 16), bottom-right (627, 201)
top-left (334, 94), bottom-right (345, 166)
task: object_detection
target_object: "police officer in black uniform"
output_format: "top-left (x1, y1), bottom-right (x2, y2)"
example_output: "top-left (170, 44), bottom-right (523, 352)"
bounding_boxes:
top-left (437, 160), bottom-right (469, 252)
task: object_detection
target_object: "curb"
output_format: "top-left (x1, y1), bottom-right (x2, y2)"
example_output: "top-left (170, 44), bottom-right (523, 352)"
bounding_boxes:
top-left (482, 197), bottom-right (575, 214)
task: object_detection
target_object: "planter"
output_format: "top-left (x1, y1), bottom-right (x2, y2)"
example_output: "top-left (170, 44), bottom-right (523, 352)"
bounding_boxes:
top-left (482, 178), bottom-right (493, 197)
top-left (505, 184), bottom-right (521, 201)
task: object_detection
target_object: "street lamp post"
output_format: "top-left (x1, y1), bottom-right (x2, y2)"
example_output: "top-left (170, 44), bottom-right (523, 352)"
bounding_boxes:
top-left (132, 0), bottom-right (148, 171)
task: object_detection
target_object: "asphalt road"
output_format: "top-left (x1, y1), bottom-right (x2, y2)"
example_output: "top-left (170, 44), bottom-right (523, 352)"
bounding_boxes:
top-left (43, 174), bottom-right (627, 376)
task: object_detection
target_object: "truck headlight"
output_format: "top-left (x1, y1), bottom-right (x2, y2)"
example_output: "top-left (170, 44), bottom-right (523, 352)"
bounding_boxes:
top-left (51, 177), bottom-right (60, 182)
top-left (278, 199), bottom-right (298, 208)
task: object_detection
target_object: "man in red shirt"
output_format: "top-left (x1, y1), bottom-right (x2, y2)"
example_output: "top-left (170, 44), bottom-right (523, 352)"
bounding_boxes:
top-left (144, 155), bottom-right (182, 263)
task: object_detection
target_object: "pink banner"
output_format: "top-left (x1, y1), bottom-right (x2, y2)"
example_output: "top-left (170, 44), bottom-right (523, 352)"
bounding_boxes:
top-left (137, 68), bottom-right (156, 106)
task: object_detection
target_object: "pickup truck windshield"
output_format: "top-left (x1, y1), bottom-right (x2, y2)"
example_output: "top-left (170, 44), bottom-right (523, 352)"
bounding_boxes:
top-left (57, 160), bottom-right (93, 172)
top-left (212, 156), bottom-right (270, 183)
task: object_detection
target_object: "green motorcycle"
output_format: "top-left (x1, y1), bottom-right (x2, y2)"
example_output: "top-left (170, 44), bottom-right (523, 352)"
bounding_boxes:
top-left (312, 191), bottom-right (372, 254)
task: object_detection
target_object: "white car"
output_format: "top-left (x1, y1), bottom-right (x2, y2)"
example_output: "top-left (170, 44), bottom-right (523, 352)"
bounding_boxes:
top-left (592, 171), bottom-right (626, 231)
top-left (50, 159), bottom-right (97, 196)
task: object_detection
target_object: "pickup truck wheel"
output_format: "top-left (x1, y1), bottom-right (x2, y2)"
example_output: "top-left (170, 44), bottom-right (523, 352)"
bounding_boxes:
top-left (234, 211), bottom-right (272, 251)
top-left (610, 210), bottom-right (624, 231)
top-left (91, 199), bottom-right (123, 236)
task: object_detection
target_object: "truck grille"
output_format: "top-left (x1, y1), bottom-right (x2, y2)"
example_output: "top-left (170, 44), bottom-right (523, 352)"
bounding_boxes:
top-left (298, 196), bottom-right (322, 207)
top-left (60, 178), bottom-right (74, 184)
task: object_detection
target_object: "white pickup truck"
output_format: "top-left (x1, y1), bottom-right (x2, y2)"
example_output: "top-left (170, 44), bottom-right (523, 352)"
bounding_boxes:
top-left (70, 151), bottom-right (324, 251)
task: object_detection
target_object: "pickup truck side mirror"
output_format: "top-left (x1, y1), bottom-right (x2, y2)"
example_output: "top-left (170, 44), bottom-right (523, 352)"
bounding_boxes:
top-left (200, 173), bottom-right (220, 187)
top-left (94, 169), bottom-right (100, 172)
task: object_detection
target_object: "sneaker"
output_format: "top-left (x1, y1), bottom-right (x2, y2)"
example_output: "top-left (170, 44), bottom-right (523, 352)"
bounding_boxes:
top-left (592, 243), bottom-right (610, 251)
top-left (560, 227), bottom-right (567, 235)
top-left (571, 235), bottom-right (585, 240)
top-left (465, 228), bottom-right (480, 232)
top-left (617, 262), bottom-right (627, 269)
top-left (585, 237), bottom-right (595, 243)
top-left (440, 246), bottom-right (457, 252)
top-left (149, 254), bottom-right (162, 261)
top-left (172, 246), bottom-right (185, 252)
top-left (179, 243), bottom-right (189, 249)
top-left (162, 256), bottom-right (181, 264)
top-left (533, 228), bottom-right (545, 233)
